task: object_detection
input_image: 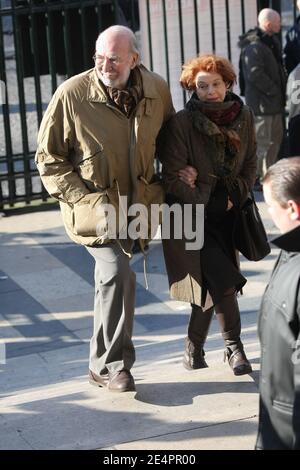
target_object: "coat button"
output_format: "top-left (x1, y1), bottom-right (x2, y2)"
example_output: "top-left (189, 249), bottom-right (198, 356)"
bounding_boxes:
top-left (282, 302), bottom-right (286, 309)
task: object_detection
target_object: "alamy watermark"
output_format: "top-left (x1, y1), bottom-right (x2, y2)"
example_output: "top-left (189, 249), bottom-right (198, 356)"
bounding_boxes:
top-left (0, 80), bottom-right (6, 105)
top-left (94, 197), bottom-right (204, 251)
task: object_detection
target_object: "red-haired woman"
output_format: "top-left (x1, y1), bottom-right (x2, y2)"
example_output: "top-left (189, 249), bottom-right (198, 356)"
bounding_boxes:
top-left (160, 54), bottom-right (257, 375)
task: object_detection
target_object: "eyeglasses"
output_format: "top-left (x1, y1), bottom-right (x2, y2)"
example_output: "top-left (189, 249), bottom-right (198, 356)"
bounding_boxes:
top-left (93, 54), bottom-right (126, 66)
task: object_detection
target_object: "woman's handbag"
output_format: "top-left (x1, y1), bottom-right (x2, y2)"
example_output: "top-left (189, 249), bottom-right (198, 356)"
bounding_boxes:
top-left (234, 192), bottom-right (270, 261)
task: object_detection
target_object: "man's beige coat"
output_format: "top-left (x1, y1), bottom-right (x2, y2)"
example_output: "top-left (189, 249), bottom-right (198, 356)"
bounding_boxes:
top-left (36, 65), bottom-right (174, 251)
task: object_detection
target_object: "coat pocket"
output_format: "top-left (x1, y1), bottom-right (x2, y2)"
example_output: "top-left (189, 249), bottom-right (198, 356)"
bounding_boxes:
top-left (76, 149), bottom-right (109, 192)
top-left (138, 176), bottom-right (165, 207)
top-left (72, 192), bottom-right (109, 238)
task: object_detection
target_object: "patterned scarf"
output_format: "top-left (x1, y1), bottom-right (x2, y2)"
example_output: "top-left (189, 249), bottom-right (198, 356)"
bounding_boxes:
top-left (186, 93), bottom-right (243, 191)
top-left (107, 68), bottom-right (143, 117)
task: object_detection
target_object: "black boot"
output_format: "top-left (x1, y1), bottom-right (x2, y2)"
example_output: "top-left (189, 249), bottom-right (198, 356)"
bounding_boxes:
top-left (183, 337), bottom-right (208, 370)
top-left (183, 305), bottom-right (214, 370)
top-left (215, 289), bottom-right (252, 376)
top-left (224, 343), bottom-right (252, 376)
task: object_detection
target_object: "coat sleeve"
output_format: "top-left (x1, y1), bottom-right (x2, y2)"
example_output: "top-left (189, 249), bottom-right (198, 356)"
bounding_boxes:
top-left (159, 114), bottom-right (211, 205)
top-left (242, 43), bottom-right (280, 97)
top-left (35, 87), bottom-right (92, 205)
top-left (229, 108), bottom-right (257, 208)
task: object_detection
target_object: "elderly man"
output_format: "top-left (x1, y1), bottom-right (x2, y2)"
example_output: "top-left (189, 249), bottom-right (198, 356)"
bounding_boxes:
top-left (36, 26), bottom-right (174, 392)
top-left (256, 157), bottom-right (300, 449)
top-left (239, 8), bottom-right (286, 190)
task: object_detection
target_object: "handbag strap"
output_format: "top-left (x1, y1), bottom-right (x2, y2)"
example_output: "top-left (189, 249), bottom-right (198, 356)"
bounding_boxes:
top-left (249, 189), bottom-right (265, 224)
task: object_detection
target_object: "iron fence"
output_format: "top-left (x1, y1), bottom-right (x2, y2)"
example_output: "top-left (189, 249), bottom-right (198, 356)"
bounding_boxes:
top-left (0, 0), bottom-right (138, 209)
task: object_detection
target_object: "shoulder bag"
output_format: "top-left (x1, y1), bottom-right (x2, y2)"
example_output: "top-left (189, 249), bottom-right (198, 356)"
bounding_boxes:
top-left (234, 191), bottom-right (270, 261)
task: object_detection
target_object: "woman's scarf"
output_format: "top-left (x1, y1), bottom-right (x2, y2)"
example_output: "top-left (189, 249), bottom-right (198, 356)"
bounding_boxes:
top-left (186, 93), bottom-right (243, 191)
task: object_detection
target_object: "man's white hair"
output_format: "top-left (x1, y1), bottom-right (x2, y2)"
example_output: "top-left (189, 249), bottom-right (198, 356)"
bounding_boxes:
top-left (258, 8), bottom-right (280, 27)
top-left (95, 25), bottom-right (139, 56)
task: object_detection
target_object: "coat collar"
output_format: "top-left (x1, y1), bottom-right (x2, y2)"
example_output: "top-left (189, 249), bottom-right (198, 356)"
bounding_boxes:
top-left (87, 65), bottom-right (158, 103)
top-left (272, 225), bottom-right (300, 252)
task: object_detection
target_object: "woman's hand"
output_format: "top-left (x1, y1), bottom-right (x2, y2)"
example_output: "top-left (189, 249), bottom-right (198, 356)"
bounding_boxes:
top-left (178, 166), bottom-right (198, 188)
top-left (227, 198), bottom-right (234, 211)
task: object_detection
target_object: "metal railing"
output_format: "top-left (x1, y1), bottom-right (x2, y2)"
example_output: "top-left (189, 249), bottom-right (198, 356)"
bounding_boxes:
top-left (0, 0), bottom-right (138, 209)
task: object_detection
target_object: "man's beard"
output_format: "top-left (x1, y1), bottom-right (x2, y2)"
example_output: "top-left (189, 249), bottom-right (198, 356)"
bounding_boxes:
top-left (98, 67), bottom-right (132, 90)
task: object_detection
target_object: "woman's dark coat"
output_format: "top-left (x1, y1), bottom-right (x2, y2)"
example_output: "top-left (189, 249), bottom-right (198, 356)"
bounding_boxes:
top-left (159, 95), bottom-right (257, 308)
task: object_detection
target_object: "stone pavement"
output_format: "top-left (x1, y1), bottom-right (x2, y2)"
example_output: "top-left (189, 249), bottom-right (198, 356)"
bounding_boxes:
top-left (0, 193), bottom-right (279, 450)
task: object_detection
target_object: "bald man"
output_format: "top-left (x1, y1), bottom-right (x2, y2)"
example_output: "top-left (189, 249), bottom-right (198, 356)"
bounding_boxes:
top-left (35, 26), bottom-right (174, 392)
top-left (239, 8), bottom-right (286, 190)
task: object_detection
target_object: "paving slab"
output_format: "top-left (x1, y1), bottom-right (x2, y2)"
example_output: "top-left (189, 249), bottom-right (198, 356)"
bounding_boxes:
top-left (0, 196), bottom-right (278, 450)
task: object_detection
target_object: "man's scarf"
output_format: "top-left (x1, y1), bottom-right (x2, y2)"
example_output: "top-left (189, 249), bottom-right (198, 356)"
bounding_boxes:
top-left (107, 68), bottom-right (143, 117)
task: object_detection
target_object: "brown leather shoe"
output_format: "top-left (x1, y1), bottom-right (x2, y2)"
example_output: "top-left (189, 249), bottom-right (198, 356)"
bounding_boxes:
top-left (183, 337), bottom-right (208, 370)
top-left (224, 348), bottom-right (252, 376)
top-left (108, 370), bottom-right (136, 392)
top-left (89, 370), bottom-right (109, 388)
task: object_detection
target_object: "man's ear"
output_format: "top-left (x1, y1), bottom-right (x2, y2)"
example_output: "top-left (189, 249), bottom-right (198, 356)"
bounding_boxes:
top-left (264, 20), bottom-right (272, 33)
top-left (131, 53), bottom-right (139, 69)
top-left (288, 200), bottom-right (300, 221)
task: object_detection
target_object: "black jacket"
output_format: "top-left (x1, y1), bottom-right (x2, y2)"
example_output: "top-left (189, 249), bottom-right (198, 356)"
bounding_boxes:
top-left (256, 225), bottom-right (300, 449)
top-left (238, 28), bottom-right (286, 115)
top-left (284, 16), bottom-right (300, 75)
top-left (289, 114), bottom-right (300, 157)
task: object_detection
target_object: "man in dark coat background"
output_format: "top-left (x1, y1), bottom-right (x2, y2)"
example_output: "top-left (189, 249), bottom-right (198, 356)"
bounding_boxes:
top-left (239, 8), bottom-right (286, 190)
top-left (284, 0), bottom-right (300, 76)
top-left (256, 157), bottom-right (300, 450)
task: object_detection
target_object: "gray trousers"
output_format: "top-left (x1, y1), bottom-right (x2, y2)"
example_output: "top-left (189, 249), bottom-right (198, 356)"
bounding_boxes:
top-left (86, 243), bottom-right (136, 375)
top-left (254, 114), bottom-right (283, 179)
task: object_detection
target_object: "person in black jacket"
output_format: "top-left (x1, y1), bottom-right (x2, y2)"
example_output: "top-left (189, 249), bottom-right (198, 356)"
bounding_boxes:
top-left (284, 0), bottom-right (300, 75)
top-left (239, 8), bottom-right (286, 190)
top-left (286, 57), bottom-right (300, 156)
top-left (256, 157), bottom-right (300, 450)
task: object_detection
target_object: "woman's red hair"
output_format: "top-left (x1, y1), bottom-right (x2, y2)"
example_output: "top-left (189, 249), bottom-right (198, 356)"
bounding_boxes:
top-left (180, 54), bottom-right (236, 91)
